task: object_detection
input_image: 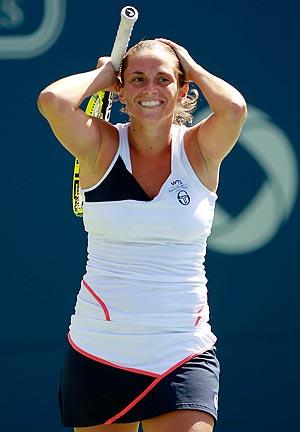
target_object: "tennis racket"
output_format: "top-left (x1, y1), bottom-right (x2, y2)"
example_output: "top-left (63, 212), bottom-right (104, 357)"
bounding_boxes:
top-left (72, 6), bottom-right (139, 217)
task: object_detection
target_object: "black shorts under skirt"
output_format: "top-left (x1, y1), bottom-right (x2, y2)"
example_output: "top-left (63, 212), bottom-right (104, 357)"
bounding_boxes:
top-left (58, 343), bottom-right (220, 427)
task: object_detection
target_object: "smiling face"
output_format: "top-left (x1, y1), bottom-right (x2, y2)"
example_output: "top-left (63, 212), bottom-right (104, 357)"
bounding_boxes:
top-left (119, 44), bottom-right (188, 124)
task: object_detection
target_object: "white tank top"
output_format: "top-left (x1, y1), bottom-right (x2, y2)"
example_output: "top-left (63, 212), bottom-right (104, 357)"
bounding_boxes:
top-left (69, 122), bottom-right (218, 376)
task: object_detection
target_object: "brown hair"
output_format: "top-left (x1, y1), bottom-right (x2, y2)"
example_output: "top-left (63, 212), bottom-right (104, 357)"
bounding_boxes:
top-left (119, 40), bottom-right (198, 125)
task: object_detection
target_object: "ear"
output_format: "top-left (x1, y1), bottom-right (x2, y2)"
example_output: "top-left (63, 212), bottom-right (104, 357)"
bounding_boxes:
top-left (177, 83), bottom-right (189, 101)
top-left (177, 83), bottom-right (190, 101)
top-left (117, 82), bottom-right (126, 103)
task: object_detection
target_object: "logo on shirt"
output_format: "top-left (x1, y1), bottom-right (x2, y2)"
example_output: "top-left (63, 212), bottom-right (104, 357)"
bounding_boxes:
top-left (168, 179), bottom-right (188, 192)
top-left (177, 190), bottom-right (190, 205)
top-left (168, 179), bottom-right (191, 205)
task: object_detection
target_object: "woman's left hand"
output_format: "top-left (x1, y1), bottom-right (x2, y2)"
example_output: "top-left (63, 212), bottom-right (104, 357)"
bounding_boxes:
top-left (156, 38), bottom-right (199, 82)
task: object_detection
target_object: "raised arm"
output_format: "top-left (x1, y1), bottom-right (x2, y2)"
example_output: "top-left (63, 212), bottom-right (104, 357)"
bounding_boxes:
top-left (37, 57), bottom-right (118, 161)
top-left (158, 39), bottom-right (247, 166)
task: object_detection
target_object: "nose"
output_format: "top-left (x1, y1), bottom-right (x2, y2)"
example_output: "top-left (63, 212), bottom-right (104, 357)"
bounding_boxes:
top-left (143, 79), bottom-right (157, 94)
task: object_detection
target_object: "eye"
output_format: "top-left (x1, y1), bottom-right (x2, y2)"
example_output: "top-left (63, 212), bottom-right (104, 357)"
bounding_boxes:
top-left (131, 76), bottom-right (144, 83)
top-left (158, 76), bottom-right (169, 83)
top-left (157, 75), bottom-right (173, 84)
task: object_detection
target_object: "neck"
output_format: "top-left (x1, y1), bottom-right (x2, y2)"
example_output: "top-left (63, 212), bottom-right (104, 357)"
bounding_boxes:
top-left (128, 118), bottom-right (173, 158)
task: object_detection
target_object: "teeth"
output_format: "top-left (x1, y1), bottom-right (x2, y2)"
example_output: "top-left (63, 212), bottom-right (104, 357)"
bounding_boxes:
top-left (140, 100), bottom-right (161, 107)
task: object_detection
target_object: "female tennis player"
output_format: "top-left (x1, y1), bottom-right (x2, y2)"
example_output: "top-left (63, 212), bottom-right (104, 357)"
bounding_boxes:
top-left (38, 38), bottom-right (247, 432)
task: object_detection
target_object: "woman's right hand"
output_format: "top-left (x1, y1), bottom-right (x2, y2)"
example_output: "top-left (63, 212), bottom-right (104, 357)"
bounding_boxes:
top-left (96, 56), bottom-right (119, 93)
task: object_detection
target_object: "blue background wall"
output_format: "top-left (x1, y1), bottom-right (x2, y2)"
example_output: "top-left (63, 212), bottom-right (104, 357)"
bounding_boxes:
top-left (1, 1), bottom-right (299, 430)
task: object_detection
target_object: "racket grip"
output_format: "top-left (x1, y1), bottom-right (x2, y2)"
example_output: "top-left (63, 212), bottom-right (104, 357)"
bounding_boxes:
top-left (110, 6), bottom-right (139, 71)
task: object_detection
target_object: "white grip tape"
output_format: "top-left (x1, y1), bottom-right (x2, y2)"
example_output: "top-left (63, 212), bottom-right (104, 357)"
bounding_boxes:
top-left (111, 6), bottom-right (139, 71)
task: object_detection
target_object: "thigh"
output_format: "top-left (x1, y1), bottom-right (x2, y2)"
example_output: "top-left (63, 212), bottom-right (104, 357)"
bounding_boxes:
top-left (142, 410), bottom-right (214, 432)
top-left (74, 421), bottom-right (140, 432)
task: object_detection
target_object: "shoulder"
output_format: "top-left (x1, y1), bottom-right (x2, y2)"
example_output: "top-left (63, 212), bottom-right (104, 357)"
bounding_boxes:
top-left (181, 123), bottom-right (220, 193)
top-left (95, 120), bottom-right (127, 150)
top-left (79, 121), bottom-right (122, 189)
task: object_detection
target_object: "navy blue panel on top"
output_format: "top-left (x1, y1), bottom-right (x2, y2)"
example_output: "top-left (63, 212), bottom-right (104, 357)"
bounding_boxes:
top-left (84, 156), bottom-right (152, 202)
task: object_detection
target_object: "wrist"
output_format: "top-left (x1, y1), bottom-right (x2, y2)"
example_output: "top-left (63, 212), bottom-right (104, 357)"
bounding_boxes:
top-left (94, 65), bottom-right (117, 92)
top-left (187, 63), bottom-right (206, 83)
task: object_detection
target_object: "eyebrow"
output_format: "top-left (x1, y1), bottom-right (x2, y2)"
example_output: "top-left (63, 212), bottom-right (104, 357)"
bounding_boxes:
top-left (128, 71), bottom-right (145, 75)
top-left (128, 71), bottom-right (173, 76)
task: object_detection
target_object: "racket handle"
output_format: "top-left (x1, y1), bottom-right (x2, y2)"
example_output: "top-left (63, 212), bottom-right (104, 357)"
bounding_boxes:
top-left (110, 6), bottom-right (139, 71)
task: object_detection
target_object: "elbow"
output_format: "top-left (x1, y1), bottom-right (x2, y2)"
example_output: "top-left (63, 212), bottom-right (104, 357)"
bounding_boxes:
top-left (226, 97), bottom-right (248, 123)
top-left (37, 90), bottom-right (71, 119)
top-left (37, 90), bottom-right (57, 117)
